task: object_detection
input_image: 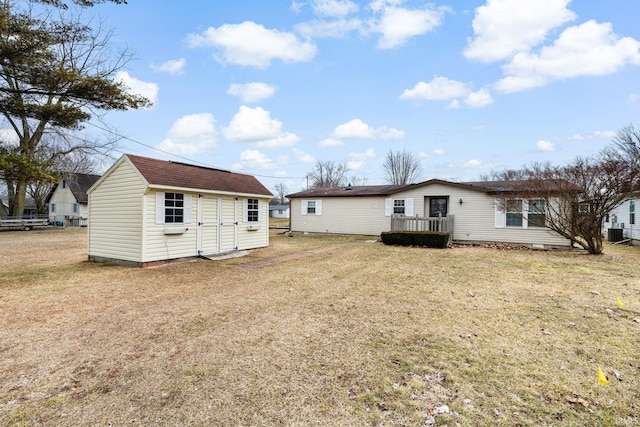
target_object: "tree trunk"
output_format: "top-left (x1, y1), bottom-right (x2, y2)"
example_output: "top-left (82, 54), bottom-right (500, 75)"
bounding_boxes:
top-left (11, 179), bottom-right (27, 217)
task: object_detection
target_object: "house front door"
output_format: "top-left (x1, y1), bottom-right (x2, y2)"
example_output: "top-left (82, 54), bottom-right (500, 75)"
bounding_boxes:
top-left (429, 197), bottom-right (448, 217)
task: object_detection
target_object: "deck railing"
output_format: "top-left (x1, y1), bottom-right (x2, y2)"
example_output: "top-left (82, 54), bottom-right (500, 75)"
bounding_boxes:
top-left (390, 214), bottom-right (454, 243)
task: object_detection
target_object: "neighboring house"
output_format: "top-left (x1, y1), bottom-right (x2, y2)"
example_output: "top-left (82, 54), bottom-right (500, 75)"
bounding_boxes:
top-left (603, 198), bottom-right (639, 245)
top-left (88, 154), bottom-right (273, 267)
top-left (269, 204), bottom-right (290, 218)
top-left (47, 172), bottom-right (101, 226)
top-left (287, 179), bottom-right (572, 249)
top-left (0, 197), bottom-right (38, 217)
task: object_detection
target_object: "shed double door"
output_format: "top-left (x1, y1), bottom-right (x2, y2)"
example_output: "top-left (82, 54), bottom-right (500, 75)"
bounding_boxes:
top-left (196, 195), bottom-right (237, 255)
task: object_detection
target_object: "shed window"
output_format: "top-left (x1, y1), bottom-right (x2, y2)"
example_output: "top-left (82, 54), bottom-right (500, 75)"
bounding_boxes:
top-left (393, 199), bottom-right (405, 215)
top-left (307, 200), bottom-right (316, 214)
top-left (247, 198), bottom-right (259, 222)
top-left (165, 192), bottom-right (184, 223)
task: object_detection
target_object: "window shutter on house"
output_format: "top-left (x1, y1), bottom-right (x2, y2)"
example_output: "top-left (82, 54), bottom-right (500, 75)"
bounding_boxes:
top-left (258, 200), bottom-right (263, 222)
top-left (184, 194), bottom-right (192, 224)
top-left (155, 192), bottom-right (165, 224)
top-left (243, 198), bottom-right (248, 223)
top-left (494, 199), bottom-right (505, 228)
top-left (316, 200), bottom-right (322, 215)
top-left (301, 200), bottom-right (308, 215)
top-left (385, 198), bottom-right (393, 216)
top-left (405, 198), bottom-right (414, 216)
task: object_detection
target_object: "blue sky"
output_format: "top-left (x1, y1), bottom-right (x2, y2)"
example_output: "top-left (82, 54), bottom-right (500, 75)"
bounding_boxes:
top-left (91, 0), bottom-right (640, 193)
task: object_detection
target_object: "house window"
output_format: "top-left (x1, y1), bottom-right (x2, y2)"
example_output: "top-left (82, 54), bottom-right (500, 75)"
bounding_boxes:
top-left (51, 203), bottom-right (56, 213)
top-left (307, 200), bottom-right (316, 214)
top-left (506, 200), bottom-right (523, 227)
top-left (527, 199), bottom-right (546, 228)
top-left (164, 192), bottom-right (184, 223)
top-left (62, 181), bottom-right (67, 189)
top-left (393, 199), bottom-right (405, 215)
top-left (72, 203), bottom-right (78, 214)
top-left (247, 199), bottom-right (259, 222)
top-left (631, 200), bottom-right (636, 225)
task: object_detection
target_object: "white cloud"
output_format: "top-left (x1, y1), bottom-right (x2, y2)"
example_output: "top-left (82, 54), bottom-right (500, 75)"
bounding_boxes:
top-left (157, 113), bottom-right (217, 155)
top-left (151, 58), bottom-right (186, 75)
top-left (495, 20), bottom-right (640, 93)
top-left (318, 137), bottom-right (344, 147)
top-left (327, 119), bottom-right (405, 144)
top-left (291, 0), bottom-right (304, 14)
top-left (347, 148), bottom-right (375, 170)
top-left (464, 88), bottom-right (494, 108)
top-left (227, 82), bottom-right (278, 103)
top-left (295, 18), bottom-right (363, 39)
top-left (399, 76), bottom-right (471, 101)
top-left (630, 93), bottom-right (640, 103)
top-left (114, 71), bottom-right (158, 107)
top-left (419, 148), bottom-right (445, 158)
top-left (312, 0), bottom-right (359, 17)
top-left (536, 140), bottom-right (556, 151)
top-left (188, 21), bottom-right (317, 68)
top-left (371, 3), bottom-right (447, 49)
top-left (223, 106), bottom-right (301, 148)
top-left (460, 159), bottom-right (492, 169)
top-left (333, 118), bottom-right (376, 139)
top-left (231, 149), bottom-right (290, 171)
top-left (593, 130), bottom-right (616, 139)
top-left (464, 0), bottom-right (575, 62)
top-left (292, 147), bottom-right (316, 163)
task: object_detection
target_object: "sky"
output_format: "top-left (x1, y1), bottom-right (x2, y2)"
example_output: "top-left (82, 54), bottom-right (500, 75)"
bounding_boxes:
top-left (84, 0), bottom-right (640, 193)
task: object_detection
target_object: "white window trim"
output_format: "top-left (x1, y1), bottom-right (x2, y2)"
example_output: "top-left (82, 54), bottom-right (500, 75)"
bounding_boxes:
top-left (243, 198), bottom-right (262, 223)
top-left (385, 198), bottom-right (413, 216)
top-left (155, 192), bottom-right (192, 225)
top-left (496, 198), bottom-right (547, 229)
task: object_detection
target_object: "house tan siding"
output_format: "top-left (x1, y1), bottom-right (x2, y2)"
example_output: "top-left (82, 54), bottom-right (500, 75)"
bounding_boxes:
top-left (142, 192), bottom-right (197, 262)
top-left (237, 197), bottom-right (270, 250)
top-left (88, 161), bottom-right (147, 262)
top-left (291, 196), bottom-right (390, 235)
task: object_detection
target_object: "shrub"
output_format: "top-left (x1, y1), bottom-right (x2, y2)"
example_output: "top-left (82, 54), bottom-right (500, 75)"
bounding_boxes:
top-left (380, 231), bottom-right (449, 248)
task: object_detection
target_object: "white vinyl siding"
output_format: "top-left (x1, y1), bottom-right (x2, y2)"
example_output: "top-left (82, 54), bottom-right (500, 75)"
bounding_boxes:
top-left (238, 197), bottom-right (270, 250)
top-left (88, 159), bottom-right (147, 262)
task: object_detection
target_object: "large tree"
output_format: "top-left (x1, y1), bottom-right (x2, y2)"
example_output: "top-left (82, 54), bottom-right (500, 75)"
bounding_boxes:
top-left (272, 182), bottom-right (288, 205)
top-left (307, 160), bottom-right (349, 189)
top-left (382, 149), bottom-right (423, 185)
top-left (0, 1), bottom-right (149, 216)
top-left (497, 154), bottom-right (639, 255)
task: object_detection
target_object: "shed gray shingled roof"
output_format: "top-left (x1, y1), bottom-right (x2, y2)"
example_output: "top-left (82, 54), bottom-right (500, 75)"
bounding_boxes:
top-left (287, 179), bottom-right (529, 198)
top-left (127, 154), bottom-right (273, 197)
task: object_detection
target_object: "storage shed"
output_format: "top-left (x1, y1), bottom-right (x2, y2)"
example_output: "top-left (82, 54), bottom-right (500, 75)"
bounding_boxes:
top-left (88, 154), bottom-right (273, 266)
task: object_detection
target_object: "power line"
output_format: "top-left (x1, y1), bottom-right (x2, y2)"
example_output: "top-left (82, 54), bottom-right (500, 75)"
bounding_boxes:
top-left (86, 121), bottom-right (308, 180)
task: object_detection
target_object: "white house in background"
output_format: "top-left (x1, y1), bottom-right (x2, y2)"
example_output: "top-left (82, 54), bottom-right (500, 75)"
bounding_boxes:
top-left (287, 179), bottom-right (572, 249)
top-left (46, 173), bottom-right (101, 226)
top-left (603, 198), bottom-right (639, 245)
top-left (269, 204), bottom-right (290, 218)
top-left (87, 154), bottom-right (273, 267)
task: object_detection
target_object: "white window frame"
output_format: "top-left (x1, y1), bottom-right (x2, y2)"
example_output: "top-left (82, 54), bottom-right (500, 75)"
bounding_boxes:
top-left (496, 198), bottom-right (548, 229)
top-left (385, 198), bottom-right (414, 216)
top-left (244, 198), bottom-right (261, 222)
top-left (301, 199), bottom-right (322, 215)
top-left (155, 192), bottom-right (192, 225)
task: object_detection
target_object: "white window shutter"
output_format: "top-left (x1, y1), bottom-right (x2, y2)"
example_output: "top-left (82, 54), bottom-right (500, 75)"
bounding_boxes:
top-left (316, 200), bottom-right (322, 215)
top-left (184, 194), bottom-right (192, 224)
top-left (405, 198), bottom-right (414, 216)
top-left (242, 198), bottom-right (248, 223)
top-left (522, 199), bottom-right (529, 228)
top-left (155, 192), bottom-right (165, 224)
top-left (301, 200), bottom-right (308, 215)
top-left (258, 200), bottom-right (263, 222)
top-left (494, 199), bottom-right (505, 228)
top-left (385, 198), bottom-right (393, 216)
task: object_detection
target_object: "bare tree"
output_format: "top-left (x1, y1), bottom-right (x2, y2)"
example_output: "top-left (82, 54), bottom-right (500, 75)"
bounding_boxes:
top-left (608, 124), bottom-right (640, 170)
top-left (272, 183), bottom-right (288, 205)
top-left (349, 175), bottom-right (368, 186)
top-left (500, 155), bottom-right (640, 255)
top-left (480, 168), bottom-right (529, 181)
top-left (307, 160), bottom-right (349, 189)
top-left (382, 149), bottom-right (423, 185)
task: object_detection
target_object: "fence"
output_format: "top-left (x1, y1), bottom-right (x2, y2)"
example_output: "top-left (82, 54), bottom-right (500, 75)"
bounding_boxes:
top-left (51, 215), bottom-right (88, 228)
top-left (390, 214), bottom-right (454, 243)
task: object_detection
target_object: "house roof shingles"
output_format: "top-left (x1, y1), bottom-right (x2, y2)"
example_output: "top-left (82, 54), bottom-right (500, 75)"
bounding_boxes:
top-left (287, 179), bottom-right (530, 199)
top-left (127, 154), bottom-right (273, 197)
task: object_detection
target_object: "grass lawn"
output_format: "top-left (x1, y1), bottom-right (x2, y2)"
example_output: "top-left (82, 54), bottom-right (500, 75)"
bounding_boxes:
top-left (1, 227), bottom-right (639, 426)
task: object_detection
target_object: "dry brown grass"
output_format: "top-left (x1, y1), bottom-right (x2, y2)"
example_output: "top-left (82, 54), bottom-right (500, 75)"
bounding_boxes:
top-left (1, 227), bottom-right (639, 426)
